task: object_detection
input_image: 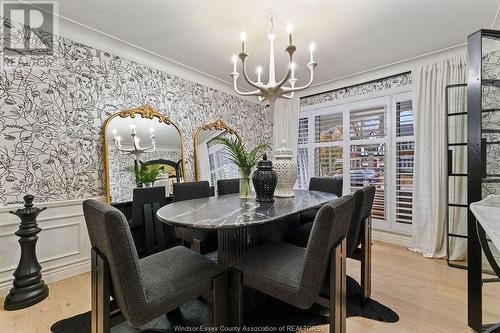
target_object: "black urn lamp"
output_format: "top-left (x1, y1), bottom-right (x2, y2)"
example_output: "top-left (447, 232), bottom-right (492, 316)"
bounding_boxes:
top-left (4, 195), bottom-right (49, 311)
top-left (252, 154), bottom-right (278, 202)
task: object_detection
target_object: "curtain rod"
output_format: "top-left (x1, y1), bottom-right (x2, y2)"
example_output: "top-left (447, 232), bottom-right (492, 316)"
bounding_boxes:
top-left (300, 71), bottom-right (412, 100)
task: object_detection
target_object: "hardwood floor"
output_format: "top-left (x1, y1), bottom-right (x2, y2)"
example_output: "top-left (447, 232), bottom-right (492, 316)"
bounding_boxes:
top-left (0, 241), bottom-right (498, 333)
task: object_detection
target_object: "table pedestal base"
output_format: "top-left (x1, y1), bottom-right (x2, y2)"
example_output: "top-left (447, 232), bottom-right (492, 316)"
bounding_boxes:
top-left (218, 228), bottom-right (256, 269)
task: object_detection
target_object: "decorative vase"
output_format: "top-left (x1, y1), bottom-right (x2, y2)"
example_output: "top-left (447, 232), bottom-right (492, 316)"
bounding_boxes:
top-left (239, 168), bottom-right (253, 199)
top-left (154, 176), bottom-right (170, 194)
top-left (143, 182), bottom-right (154, 188)
top-left (252, 154), bottom-right (277, 202)
top-left (274, 145), bottom-right (297, 198)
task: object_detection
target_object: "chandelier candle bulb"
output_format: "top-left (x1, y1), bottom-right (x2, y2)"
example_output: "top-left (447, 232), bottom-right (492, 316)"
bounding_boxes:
top-left (286, 23), bottom-right (293, 45)
top-left (257, 66), bottom-right (262, 83)
top-left (309, 43), bottom-right (315, 63)
top-left (232, 55), bottom-right (237, 73)
top-left (240, 31), bottom-right (246, 52)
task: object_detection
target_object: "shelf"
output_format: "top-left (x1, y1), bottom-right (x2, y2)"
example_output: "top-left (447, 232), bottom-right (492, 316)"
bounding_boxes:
top-left (482, 178), bottom-right (500, 183)
top-left (483, 79), bottom-right (500, 87)
top-left (448, 233), bottom-right (468, 239)
top-left (447, 112), bottom-right (467, 117)
top-left (448, 203), bottom-right (468, 207)
top-left (482, 129), bottom-right (500, 134)
top-left (482, 108), bottom-right (500, 113)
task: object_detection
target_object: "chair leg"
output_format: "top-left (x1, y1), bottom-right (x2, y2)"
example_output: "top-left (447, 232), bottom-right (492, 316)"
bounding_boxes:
top-left (485, 322), bottom-right (500, 333)
top-left (361, 216), bottom-right (372, 305)
top-left (192, 238), bottom-right (202, 253)
top-left (229, 268), bottom-right (243, 328)
top-left (91, 248), bottom-right (110, 333)
top-left (212, 272), bottom-right (229, 330)
top-left (329, 239), bottom-right (346, 333)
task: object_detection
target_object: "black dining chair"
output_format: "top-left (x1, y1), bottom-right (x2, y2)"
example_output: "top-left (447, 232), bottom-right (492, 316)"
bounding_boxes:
top-left (173, 181), bottom-right (217, 253)
top-left (298, 176), bottom-right (343, 225)
top-left (82, 200), bottom-right (227, 333)
top-left (131, 186), bottom-right (173, 257)
top-left (217, 178), bottom-right (239, 195)
top-left (230, 195), bottom-right (354, 333)
top-left (287, 185), bottom-right (376, 305)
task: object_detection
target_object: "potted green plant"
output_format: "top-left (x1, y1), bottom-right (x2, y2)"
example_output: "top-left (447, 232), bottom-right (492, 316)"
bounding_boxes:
top-left (215, 136), bottom-right (269, 198)
top-left (127, 162), bottom-right (161, 187)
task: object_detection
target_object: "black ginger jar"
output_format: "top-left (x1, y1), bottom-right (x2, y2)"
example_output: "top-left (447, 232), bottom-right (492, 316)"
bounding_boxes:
top-left (252, 154), bottom-right (278, 202)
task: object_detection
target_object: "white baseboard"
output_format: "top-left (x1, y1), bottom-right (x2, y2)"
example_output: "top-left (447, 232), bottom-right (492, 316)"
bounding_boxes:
top-left (0, 198), bottom-right (97, 297)
top-left (0, 258), bottom-right (91, 297)
top-left (372, 229), bottom-right (412, 247)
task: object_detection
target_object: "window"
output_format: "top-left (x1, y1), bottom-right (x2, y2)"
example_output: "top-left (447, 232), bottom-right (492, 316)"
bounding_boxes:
top-left (350, 144), bottom-right (386, 220)
top-left (297, 92), bottom-right (414, 234)
top-left (395, 100), bottom-right (415, 225)
top-left (207, 136), bottom-right (239, 187)
top-left (350, 107), bottom-right (385, 140)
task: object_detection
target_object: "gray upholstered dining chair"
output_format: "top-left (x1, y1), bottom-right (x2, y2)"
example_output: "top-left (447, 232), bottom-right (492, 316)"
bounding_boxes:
top-left (173, 181), bottom-right (217, 253)
top-left (83, 200), bottom-right (227, 333)
top-left (346, 185), bottom-right (375, 304)
top-left (298, 176), bottom-right (344, 224)
top-left (287, 185), bottom-right (376, 305)
top-left (230, 195), bottom-right (354, 333)
top-left (217, 178), bottom-right (239, 195)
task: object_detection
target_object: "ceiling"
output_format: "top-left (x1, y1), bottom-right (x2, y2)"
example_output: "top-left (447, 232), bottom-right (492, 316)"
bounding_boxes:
top-left (59, 0), bottom-right (500, 88)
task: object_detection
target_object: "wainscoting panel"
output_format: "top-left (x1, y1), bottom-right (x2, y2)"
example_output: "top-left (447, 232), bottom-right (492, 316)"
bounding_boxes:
top-left (0, 198), bottom-right (100, 297)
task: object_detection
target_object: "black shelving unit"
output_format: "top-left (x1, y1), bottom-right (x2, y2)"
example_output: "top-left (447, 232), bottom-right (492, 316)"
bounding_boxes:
top-left (446, 83), bottom-right (468, 270)
top-left (467, 29), bottom-right (500, 333)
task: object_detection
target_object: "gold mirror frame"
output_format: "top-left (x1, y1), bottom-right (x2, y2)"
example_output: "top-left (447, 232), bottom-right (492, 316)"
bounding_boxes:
top-left (103, 104), bottom-right (186, 204)
top-left (193, 120), bottom-right (240, 181)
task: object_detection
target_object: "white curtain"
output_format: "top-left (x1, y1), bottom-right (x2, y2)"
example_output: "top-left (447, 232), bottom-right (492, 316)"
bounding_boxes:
top-left (412, 55), bottom-right (467, 258)
top-left (272, 96), bottom-right (300, 155)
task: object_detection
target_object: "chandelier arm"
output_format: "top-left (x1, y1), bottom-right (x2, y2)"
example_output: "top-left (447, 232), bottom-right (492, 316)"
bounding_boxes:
top-left (275, 49), bottom-right (295, 89)
top-left (241, 56), bottom-right (264, 91)
top-left (280, 92), bottom-right (294, 99)
top-left (231, 74), bottom-right (263, 96)
top-left (282, 63), bottom-right (316, 93)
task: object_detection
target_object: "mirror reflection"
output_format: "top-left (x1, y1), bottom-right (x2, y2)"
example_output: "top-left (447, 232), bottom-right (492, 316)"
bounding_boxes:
top-left (105, 106), bottom-right (184, 204)
top-left (194, 120), bottom-right (240, 189)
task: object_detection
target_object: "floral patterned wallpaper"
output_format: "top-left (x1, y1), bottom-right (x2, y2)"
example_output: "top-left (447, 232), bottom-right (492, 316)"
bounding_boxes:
top-left (300, 72), bottom-right (412, 107)
top-left (0, 18), bottom-right (271, 206)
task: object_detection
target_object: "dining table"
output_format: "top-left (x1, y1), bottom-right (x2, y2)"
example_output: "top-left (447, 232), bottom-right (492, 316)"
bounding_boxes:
top-left (156, 189), bottom-right (338, 268)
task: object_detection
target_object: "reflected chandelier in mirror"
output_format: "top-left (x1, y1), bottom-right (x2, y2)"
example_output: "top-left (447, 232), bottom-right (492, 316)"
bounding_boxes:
top-left (104, 105), bottom-right (186, 204)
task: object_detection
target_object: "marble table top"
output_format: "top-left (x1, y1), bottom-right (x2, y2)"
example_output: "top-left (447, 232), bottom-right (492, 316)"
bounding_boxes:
top-left (156, 189), bottom-right (338, 229)
top-left (470, 195), bottom-right (500, 250)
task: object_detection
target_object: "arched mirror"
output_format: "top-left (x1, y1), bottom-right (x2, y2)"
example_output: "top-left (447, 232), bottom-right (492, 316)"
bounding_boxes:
top-left (104, 105), bottom-right (186, 204)
top-left (194, 120), bottom-right (240, 188)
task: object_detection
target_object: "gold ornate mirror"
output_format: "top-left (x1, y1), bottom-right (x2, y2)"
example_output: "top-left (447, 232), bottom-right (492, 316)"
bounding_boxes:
top-left (104, 105), bottom-right (186, 204)
top-left (194, 120), bottom-right (240, 186)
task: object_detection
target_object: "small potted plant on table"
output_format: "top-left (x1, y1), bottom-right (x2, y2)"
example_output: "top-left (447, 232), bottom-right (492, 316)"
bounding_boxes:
top-left (215, 136), bottom-right (269, 199)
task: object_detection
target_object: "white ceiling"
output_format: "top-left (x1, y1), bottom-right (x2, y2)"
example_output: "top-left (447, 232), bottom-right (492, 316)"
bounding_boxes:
top-left (59, 0), bottom-right (500, 88)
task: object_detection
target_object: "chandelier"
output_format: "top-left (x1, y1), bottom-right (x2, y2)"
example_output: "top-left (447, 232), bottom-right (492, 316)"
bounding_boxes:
top-left (231, 18), bottom-right (317, 111)
top-left (112, 125), bottom-right (156, 160)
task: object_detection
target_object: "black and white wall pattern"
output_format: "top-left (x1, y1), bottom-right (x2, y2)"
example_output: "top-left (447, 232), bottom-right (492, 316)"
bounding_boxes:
top-left (0, 18), bottom-right (271, 206)
top-left (300, 72), bottom-right (412, 107)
